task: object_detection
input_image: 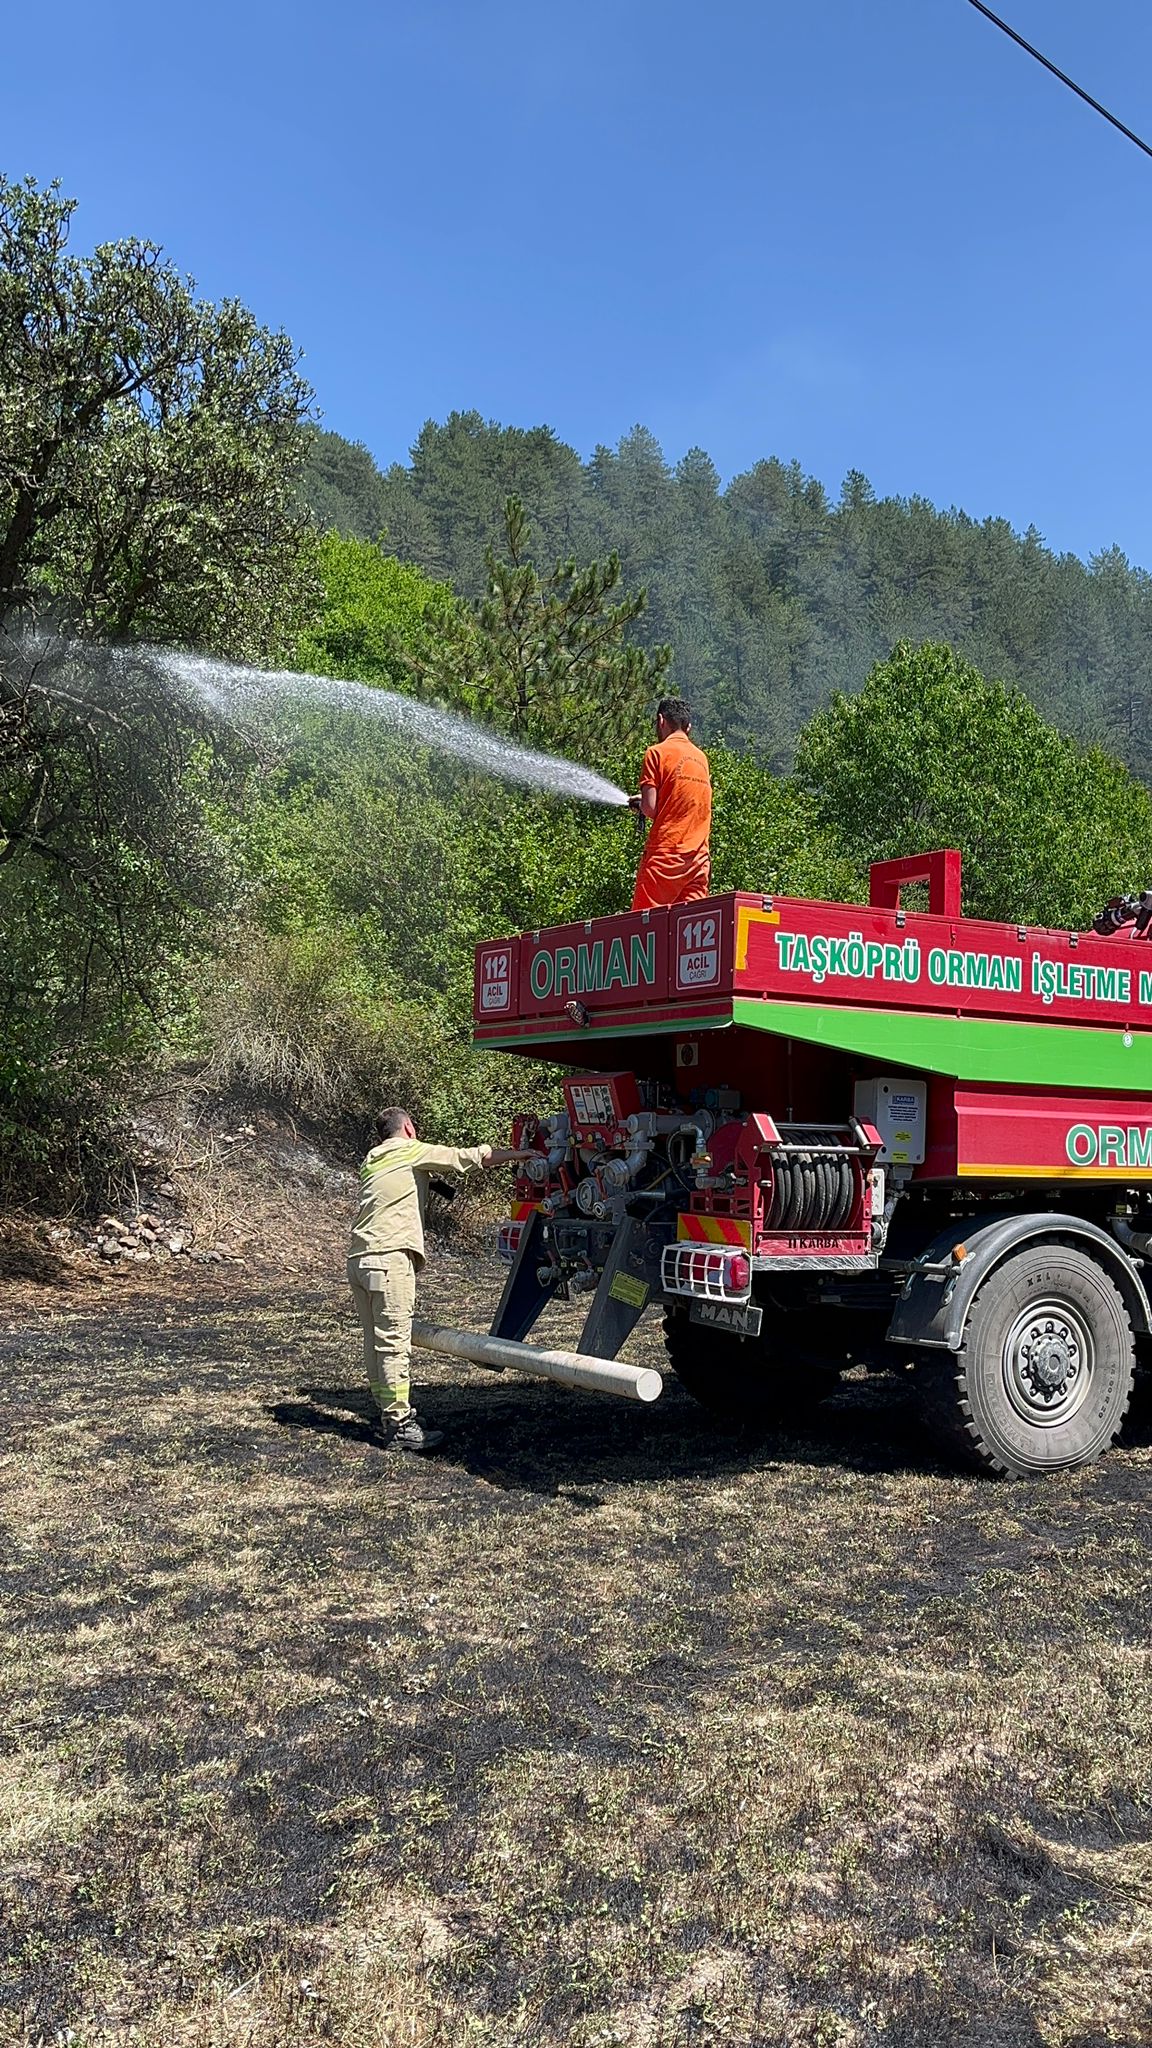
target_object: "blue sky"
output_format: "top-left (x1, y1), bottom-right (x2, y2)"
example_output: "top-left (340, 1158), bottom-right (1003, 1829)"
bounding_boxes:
top-left (4, 1), bottom-right (1151, 567)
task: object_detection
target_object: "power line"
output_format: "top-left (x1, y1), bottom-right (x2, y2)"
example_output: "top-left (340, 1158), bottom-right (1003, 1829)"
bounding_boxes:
top-left (965, 0), bottom-right (1152, 163)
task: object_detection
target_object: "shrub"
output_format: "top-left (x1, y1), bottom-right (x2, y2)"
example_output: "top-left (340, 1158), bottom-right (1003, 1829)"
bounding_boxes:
top-left (200, 929), bottom-right (555, 1145)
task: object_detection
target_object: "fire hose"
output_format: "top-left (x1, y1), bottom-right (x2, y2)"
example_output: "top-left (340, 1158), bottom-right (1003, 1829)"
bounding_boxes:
top-left (1092, 891), bottom-right (1152, 938)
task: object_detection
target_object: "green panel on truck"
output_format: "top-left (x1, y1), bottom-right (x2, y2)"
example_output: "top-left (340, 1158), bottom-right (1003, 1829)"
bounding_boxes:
top-left (732, 998), bottom-right (1152, 1089)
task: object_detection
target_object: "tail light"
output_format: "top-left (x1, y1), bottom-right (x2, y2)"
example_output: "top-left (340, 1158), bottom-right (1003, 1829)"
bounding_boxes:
top-left (726, 1252), bottom-right (751, 1294)
top-left (661, 1244), bottom-right (753, 1302)
top-left (497, 1220), bottom-right (525, 1263)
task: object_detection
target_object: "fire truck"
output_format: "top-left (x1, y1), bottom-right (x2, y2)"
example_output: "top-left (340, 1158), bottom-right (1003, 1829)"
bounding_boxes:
top-left (455, 852), bottom-right (1152, 1476)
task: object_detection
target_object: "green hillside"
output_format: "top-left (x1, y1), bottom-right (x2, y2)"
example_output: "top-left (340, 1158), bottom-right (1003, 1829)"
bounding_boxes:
top-left (305, 418), bottom-right (1152, 769)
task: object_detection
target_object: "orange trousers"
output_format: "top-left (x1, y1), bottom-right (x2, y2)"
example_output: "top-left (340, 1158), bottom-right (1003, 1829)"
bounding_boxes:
top-left (631, 847), bottom-right (711, 912)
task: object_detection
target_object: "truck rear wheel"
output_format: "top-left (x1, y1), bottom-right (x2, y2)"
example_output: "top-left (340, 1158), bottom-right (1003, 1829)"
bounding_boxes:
top-left (916, 1244), bottom-right (1135, 1477)
top-left (663, 1306), bottom-right (843, 1422)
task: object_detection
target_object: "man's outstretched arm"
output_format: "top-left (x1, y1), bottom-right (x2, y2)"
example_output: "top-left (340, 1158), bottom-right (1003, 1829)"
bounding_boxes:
top-left (410, 1142), bottom-right (525, 1176)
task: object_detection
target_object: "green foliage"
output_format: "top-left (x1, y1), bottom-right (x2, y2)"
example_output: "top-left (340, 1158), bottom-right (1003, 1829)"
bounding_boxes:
top-left (0, 640), bottom-right (245, 1196)
top-left (304, 421), bottom-right (1152, 773)
top-left (709, 745), bottom-right (862, 902)
top-left (296, 534), bottom-right (458, 690)
top-left (0, 173), bottom-right (314, 1195)
top-left (216, 719), bottom-right (606, 1144)
top-left (215, 519), bottom-right (656, 1135)
top-left (300, 428), bottom-right (391, 540)
top-left (382, 411), bottom-right (594, 587)
top-left (199, 926), bottom-right (553, 1142)
top-left (419, 496), bottom-right (670, 772)
top-left (0, 175), bottom-right (316, 657)
top-left (796, 641), bottom-right (1152, 927)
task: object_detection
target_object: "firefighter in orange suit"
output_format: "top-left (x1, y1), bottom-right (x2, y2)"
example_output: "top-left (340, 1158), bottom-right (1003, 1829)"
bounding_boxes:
top-left (629, 698), bottom-right (712, 911)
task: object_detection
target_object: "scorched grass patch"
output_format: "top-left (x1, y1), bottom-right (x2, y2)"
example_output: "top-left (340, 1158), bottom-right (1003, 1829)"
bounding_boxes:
top-left (1, 1250), bottom-right (1150, 2045)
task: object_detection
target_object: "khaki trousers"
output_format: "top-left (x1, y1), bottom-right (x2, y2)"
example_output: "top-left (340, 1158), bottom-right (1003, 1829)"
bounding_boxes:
top-left (348, 1252), bottom-right (417, 1419)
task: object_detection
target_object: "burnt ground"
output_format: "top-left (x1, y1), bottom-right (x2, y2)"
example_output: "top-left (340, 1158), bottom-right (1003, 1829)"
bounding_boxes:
top-left (1, 1233), bottom-right (1152, 2047)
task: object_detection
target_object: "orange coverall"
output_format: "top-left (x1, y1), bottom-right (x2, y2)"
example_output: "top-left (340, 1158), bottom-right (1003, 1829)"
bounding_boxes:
top-left (630, 729), bottom-right (713, 912)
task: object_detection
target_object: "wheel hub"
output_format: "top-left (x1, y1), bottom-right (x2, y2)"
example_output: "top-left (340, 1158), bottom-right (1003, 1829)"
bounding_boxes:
top-left (1003, 1300), bottom-right (1094, 1427)
top-left (1026, 1333), bottom-right (1075, 1393)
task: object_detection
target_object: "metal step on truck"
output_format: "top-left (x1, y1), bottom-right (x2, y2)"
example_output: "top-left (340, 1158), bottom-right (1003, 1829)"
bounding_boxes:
top-left (430, 849), bottom-right (1152, 1477)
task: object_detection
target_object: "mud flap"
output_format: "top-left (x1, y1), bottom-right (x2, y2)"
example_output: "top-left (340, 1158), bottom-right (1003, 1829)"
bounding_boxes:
top-left (578, 1217), bottom-right (675, 1361)
top-left (490, 1211), bottom-right (558, 1343)
top-left (888, 1211), bottom-right (1152, 1353)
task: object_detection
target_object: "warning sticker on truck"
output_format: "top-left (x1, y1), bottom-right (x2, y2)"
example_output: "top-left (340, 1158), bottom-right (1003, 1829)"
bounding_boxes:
top-left (569, 1082), bottom-right (616, 1127)
top-left (609, 1272), bottom-right (649, 1309)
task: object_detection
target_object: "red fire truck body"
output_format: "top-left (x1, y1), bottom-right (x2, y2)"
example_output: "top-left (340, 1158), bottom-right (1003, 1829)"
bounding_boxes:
top-left (471, 855), bottom-right (1152, 1476)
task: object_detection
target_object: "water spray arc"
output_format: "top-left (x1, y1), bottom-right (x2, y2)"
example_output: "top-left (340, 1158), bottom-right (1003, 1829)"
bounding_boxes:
top-left (11, 632), bottom-right (632, 810)
top-left (155, 648), bottom-right (631, 808)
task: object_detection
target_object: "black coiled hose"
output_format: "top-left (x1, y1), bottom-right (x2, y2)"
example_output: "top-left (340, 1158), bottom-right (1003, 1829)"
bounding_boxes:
top-left (765, 1136), bottom-right (856, 1231)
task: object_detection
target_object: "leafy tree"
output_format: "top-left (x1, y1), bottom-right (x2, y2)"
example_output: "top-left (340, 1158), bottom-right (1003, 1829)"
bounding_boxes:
top-left (708, 745), bottom-right (861, 901)
top-left (795, 641), bottom-right (1152, 928)
top-left (1081, 544), bottom-right (1152, 760)
top-left (0, 175), bottom-right (315, 657)
top-left (400, 412), bottom-right (592, 594)
top-left (0, 177), bottom-right (318, 1193)
top-left (587, 428), bottom-right (691, 677)
top-left (297, 534), bottom-right (459, 690)
top-left (222, 699), bottom-right (640, 1143)
top-left (0, 630), bottom-right (245, 1190)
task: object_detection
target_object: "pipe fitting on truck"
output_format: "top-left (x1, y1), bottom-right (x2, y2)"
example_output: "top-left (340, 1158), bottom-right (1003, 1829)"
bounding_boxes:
top-left (1110, 1217), bottom-right (1152, 1260)
top-left (600, 1139), bottom-right (652, 1189)
top-left (575, 1175), bottom-right (609, 1220)
top-left (524, 1111), bottom-right (571, 1181)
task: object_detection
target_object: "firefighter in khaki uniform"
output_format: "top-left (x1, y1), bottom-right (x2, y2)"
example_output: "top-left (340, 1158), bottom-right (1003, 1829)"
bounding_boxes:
top-left (348, 1107), bottom-right (521, 1452)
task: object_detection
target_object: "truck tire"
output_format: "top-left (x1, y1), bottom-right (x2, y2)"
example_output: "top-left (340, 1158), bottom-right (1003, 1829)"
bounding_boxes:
top-left (663, 1306), bottom-right (843, 1422)
top-left (916, 1244), bottom-right (1135, 1477)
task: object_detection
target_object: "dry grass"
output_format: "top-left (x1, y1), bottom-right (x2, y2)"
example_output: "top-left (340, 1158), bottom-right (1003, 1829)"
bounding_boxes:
top-left (2, 1244), bottom-right (1152, 2047)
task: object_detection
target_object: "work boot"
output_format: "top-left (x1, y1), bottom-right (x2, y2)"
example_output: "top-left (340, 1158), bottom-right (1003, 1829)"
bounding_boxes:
top-left (382, 1410), bottom-right (444, 1454)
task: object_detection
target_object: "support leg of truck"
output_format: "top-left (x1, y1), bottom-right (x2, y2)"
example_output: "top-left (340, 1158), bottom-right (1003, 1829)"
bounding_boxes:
top-left (490, 1210), bottom-right (558, 1343)
top-left (578, 1217), bottom-right (675, 1360)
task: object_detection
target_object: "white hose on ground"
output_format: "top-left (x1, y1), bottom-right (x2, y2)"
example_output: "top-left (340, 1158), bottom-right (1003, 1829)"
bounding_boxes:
top-left (411, 1320), bottom-right (663, 1403)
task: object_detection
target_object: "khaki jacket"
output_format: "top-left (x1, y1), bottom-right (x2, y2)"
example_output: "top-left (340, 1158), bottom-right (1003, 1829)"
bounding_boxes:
top-left (348, 1136), bottom-right (490, 1267)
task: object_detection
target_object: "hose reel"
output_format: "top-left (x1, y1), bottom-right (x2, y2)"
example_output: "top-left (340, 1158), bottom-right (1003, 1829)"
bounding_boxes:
top-left (763, 1127), bottom-right (860, 1232)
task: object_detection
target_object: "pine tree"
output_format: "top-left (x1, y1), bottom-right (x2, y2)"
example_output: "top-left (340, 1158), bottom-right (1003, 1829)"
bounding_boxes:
top-left (419, 496), bottom-right (670, 773)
